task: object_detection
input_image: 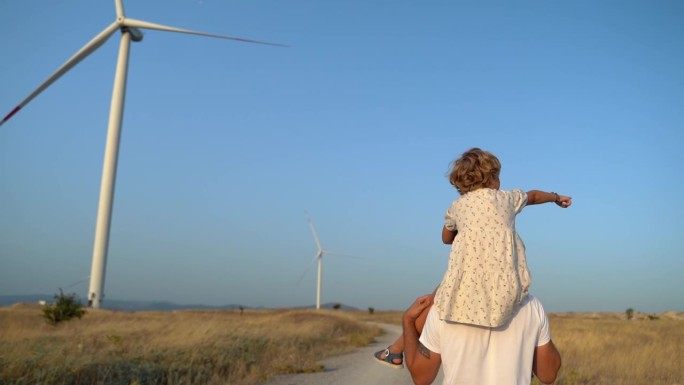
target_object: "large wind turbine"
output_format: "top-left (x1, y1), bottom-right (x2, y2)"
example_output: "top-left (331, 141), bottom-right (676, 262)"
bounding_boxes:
top-left (1, 0), bottom-right (284, 308)
top-left (300, 212), bottom-right (358, 310)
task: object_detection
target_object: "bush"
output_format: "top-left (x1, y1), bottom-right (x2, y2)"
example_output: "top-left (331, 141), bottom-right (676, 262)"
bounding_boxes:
top-left (368, 307), bottom-right (375, 315)
top-left (42, 290), bottom-right (87, 325)
top-left (625, 308), bottom-right (634, 320)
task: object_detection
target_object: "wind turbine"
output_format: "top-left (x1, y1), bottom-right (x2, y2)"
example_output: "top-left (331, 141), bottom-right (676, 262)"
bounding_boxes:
top-left (1, 0), bottom-right (284, 309)
top-left (299, 212), bottom-right (358, 310)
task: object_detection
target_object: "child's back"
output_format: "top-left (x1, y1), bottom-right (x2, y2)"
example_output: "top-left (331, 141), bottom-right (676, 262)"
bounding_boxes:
top-left (434, 187), bottom-right (530, 327)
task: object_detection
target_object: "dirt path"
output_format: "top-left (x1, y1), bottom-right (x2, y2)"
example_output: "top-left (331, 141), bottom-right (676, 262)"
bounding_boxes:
top-left (261, 323), bottom-right (443, 385)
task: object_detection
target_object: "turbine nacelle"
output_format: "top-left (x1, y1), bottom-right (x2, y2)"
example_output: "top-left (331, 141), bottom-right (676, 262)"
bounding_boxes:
top-left (121, 26), bottom-right (144, 42)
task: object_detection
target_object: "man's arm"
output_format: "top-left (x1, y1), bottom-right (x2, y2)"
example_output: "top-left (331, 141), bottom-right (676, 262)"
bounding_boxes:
top-left (533, 339), bottom-right (561, 384)
top-left (403, 296), bottom-right (441, 385)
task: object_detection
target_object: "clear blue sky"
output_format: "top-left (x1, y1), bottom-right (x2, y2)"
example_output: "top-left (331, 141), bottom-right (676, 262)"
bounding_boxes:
top-left (1, 0), bottom-right (682, 312)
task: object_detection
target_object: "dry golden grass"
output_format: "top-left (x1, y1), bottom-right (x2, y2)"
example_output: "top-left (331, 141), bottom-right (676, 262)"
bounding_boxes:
top-left (0, 304), bottom-right (382, 385)
top-left (3, 303), bottom-right (681, 385)
top-left (350, 309), bottom-right (403, 325)
top-left (536, 314), bottom-right (684, 385)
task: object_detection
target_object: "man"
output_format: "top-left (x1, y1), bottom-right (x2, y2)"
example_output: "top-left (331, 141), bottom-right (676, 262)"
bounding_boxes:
top-left (402, 294), bottom-right (561, 385)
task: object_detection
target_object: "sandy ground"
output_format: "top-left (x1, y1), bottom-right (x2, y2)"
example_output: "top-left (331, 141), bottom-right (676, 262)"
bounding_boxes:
top-left (261, 323), bottom-right (443, 385)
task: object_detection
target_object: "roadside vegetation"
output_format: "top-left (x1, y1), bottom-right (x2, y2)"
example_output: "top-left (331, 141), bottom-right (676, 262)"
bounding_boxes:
top-left (1, 302), bottom-right (681, 385)
top-left (41, 290), bottom-right (87, 325)
top-left (0, 304), bottom-right (381, 385)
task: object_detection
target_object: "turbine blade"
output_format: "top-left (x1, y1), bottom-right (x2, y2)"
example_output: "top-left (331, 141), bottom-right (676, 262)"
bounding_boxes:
top-left (323, 250), bottom-right (364, 259)
top-left (63, 275), bottom-right (91, 290)
top-left (115, 0), bottom-right (125, 18)
top-left (305, 211), bottom-right (323, 252)
top-left (1, 22), bottom-right (120, 127)
top-left (296, 254), bottom-right (320, 286)
top-left (123, 18), bottom-right (288, 47)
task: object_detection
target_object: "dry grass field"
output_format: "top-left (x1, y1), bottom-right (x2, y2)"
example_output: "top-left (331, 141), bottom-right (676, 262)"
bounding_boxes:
top-left (536, 312), bottom-right (684, 385)
top-left (1, 304), bottom-right (682, 385)
top-left (0, 304), bottom-right (381, 385)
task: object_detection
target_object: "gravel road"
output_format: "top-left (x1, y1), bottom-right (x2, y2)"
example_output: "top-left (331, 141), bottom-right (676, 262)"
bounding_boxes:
top-left (261, 323), bottom-right (443, 385)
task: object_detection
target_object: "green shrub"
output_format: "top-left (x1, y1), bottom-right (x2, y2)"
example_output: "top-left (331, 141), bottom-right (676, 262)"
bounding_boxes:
top-left (42, 290), bottom-right (87, 325)
top-left (625, 308), bottom-right (634, 320)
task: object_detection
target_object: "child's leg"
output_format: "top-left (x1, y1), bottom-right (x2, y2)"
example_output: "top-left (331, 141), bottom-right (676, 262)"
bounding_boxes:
top-left (375, 294), bottom-right (433, 366)
top-left (387, 300), bottom-right (431, 354)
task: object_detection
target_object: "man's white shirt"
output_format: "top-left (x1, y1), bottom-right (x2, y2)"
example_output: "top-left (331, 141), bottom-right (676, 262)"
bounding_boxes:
top-left (420, 295), bottom-right (551, 385)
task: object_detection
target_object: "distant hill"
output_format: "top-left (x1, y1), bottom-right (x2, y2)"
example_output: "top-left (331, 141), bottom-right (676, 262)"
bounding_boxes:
top-left (299, 303), bottom-right (359, 311)
top-left (0, 294), bottom-right (54, 306)
top-left (0, 295), bottom-right (250, 311)
top-left (0, 295), bottom-right (358, 312)
top-left (99, 299), bottom-right (250, 312)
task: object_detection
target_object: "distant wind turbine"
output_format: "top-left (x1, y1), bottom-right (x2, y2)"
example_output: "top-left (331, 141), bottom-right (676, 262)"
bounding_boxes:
top-left (298, 212), bottom-right (359, 310)
top-left (1, 0), bottom-right (285, 309)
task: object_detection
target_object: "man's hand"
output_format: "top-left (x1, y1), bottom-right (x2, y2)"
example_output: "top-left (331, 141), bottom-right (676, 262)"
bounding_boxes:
top-left (404, 295), bottom-right (432, 323)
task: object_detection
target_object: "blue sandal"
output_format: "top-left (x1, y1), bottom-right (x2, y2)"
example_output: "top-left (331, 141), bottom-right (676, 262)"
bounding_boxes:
top-left (373, 346), bottom-right (404, 369)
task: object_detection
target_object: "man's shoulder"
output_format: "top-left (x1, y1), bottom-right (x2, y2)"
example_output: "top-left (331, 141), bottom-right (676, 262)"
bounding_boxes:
top-left (516, 295), bottom-right (546, 322)
top-left (526, 295), bottom-right (544, 311)
top-left (526, 294), bottom-right (541, 307)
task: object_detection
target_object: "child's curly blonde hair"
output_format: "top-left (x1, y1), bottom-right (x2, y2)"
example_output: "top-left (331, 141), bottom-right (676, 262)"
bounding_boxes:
top-left (448, 148), bottom-right (501, 194)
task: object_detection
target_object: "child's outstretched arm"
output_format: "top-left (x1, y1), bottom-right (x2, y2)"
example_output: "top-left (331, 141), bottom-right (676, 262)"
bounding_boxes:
top-left (526, 190), bottom-right (572, 208)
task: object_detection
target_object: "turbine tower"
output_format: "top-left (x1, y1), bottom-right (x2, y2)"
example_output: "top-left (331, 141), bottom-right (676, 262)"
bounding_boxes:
top-left (307, 213), bottom-right (325, 310)
top-left (1, 0), bottom-right (284, 308)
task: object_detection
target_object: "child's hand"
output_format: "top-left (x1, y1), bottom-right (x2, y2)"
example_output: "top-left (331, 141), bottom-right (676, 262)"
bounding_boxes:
top-left (555, 195), bottom-right (572, 208)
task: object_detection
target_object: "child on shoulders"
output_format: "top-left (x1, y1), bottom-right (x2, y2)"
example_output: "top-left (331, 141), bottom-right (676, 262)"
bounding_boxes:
top-left (374, 147), bottom-right (571, 368)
